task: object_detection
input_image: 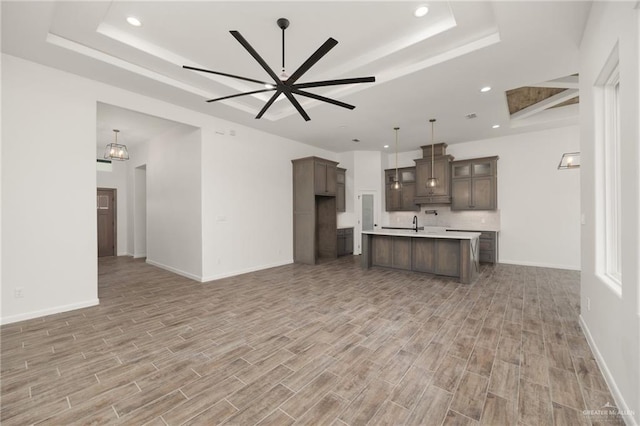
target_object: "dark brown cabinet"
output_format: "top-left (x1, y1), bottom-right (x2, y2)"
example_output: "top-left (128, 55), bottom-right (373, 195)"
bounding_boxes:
top-left (336, 167), bottom-right (346, 212)
top-left (314, 159), bottom-right (337, 195)
top-left (292, 157), bottom-right (339, 264)
top-left (447, 229), bottom-right (498, 264)
top-left (478, 231), bottom-right (498, 263)
top-left (414, 144), bottom-right (453, 205)
top-left (337, 227), bottom-right (353, 256)
top-left (384, 167), bottom-right (419, 211)
top-left (451, 156), bottom-right (498, 210)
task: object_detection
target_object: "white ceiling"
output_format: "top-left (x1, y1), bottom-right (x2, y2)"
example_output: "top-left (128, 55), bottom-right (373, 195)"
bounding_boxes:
top-left (2, 1), bottom-right (591, 153)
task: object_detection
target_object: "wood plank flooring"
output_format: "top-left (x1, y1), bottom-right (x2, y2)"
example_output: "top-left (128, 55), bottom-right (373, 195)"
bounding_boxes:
top-left (1, 256), bottom-right (626, 425)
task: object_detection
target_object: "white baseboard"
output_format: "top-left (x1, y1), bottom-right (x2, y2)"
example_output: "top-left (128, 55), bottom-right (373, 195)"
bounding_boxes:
top-left (201, 260), bottom-right (293, 283)
top-left (1, 299), bottom-right (100, 325)
top-left (579, 315), bottom-right (638, 426)
top-left (145, 259), bottom-right (202, 282)
top-left (498, 259), bottom-right (581, 271)
top-left (133, 252), bottom-right (147, 259)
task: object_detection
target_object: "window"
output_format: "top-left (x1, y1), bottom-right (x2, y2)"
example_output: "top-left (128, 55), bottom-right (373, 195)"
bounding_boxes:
top-left (596, 45), bottom-right (622, 291)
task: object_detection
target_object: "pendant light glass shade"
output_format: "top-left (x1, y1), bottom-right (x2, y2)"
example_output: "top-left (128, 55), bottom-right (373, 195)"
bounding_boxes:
top-left (392, 127), bottom-right (401, 190)
top-left (104, 129), bottom-right (129, 161)
top-left (426, 118), bottom-right (438, 188)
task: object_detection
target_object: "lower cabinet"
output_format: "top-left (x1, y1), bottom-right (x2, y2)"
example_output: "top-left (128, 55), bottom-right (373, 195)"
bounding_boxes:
top-left (447, 229), bottom-right (498, 264)
top-left (478, 231), bottom-right (498, 263)
top-left (337, 227), bottom-right (354, 256)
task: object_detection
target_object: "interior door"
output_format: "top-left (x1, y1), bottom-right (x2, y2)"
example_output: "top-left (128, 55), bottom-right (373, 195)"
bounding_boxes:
top-left (362, 194), bottom-right (375, 231)
top-left (97, 188), bottom-right (116, 257)
top-left (355, 191), bottom-right (378, 255)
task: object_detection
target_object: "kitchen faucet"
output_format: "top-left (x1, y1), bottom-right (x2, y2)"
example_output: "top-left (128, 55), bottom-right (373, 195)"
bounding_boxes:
top-left (413, 215), bottom-right (418, 232)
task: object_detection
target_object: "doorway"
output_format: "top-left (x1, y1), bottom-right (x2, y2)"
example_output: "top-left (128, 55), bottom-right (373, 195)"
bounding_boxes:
top-left (97, 188), bottom-right (117, 257)
top-left (355, 190), bottom-right (379, 255)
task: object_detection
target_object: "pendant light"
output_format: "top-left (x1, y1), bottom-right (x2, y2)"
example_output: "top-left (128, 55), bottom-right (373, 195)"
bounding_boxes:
top-left (103, 129), bottom-right (129, 161)
top-left (426, 118), bottom-right (438, 188)
top-left (392, 127), bottom-right (401, 190)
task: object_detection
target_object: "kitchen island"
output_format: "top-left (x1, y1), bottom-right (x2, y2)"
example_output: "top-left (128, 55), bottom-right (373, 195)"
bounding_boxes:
top-left (361, 228), bottom-right (481, 284)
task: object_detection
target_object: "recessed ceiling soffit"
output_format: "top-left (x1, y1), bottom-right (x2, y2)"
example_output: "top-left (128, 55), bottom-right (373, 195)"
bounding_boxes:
top-left (43, 2), bottom-right (500, 122)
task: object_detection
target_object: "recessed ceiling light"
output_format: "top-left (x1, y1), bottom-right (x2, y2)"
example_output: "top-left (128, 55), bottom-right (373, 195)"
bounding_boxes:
top-left (492, 124), bottom-right (500, 129)
top-left (414, 6), bottom-right (429, 17)
top-left (480, 86), bottom-right (492, 93)
top-left (383, 145), bottom-right (390, 149)
top-left (127, 16), bottom-right (142, 27)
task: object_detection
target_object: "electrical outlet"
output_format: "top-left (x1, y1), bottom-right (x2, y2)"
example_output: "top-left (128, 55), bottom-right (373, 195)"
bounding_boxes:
top-left (14, 287), bottom-right (24, 298)
top-left (587, 297), bottom-right (591, 311)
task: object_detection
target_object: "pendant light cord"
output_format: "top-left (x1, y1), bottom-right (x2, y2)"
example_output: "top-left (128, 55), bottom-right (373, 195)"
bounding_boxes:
top-left (430, 119), bottom-right (436, 178)
top-left (394, 127), bottom-right (400, 181)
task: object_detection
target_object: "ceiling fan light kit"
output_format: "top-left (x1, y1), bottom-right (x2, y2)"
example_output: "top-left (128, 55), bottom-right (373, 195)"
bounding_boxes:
top-left (184, 18), bottom-right (376, 121)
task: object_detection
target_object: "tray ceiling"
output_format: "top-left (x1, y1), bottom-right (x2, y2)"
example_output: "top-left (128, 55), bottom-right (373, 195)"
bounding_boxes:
top-left (1, 1), bottom-right (592, 152)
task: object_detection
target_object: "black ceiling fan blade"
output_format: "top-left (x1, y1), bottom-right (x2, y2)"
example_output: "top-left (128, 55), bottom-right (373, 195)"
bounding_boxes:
top-left (294, 76), bottom-right (376, 89)
top-left (286, 37), bottom-right (338, 85)
top-left (291, 88), bottom-right (355, 110)
top-left (230, 30), bottom-right (281, 83)
top-left (183, 65), bottom-right (270, 86)
top-left (206, 88), bottom-right (275, 103)
top-left (256, 90), bottom-right (282, 119)
top-left (282, 91), bottom-right (310, 121)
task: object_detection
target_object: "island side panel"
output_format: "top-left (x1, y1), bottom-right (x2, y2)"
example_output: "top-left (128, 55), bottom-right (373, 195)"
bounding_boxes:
top-left (372, 235), bottom-right (393, 267)
top-left (412, 238), bottom-right (436, 273)
top-left (392, 237), bottom-right (412, 270)
top-left (435, 239), bottom-right (461, 277)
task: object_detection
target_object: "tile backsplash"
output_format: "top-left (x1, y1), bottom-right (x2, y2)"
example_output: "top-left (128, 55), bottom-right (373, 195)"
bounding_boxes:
top-left (385, 206), bottom-right (500, 231)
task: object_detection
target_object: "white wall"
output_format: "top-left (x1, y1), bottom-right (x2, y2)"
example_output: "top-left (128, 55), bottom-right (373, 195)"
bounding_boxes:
top-left (200, 127), bottom-right (336, 281)
top-left (1, 54), bottom-right (99, 323)
top-left (127, 142), bottom-right (149, 257)
top-left (133, 165), bottom-right (146, 258)
top-left (579, 3), bottom-right (640, 423)
top-left (146, 127), bottom-right (202, 280)
top-left (0, 53), bottom-right (336, 322)
top-left (96, 160), bottom-right (128, 255)
top-left (352, 151), bottom-right (384, 254)
top-left (383, 126), bottom-right (581, 270)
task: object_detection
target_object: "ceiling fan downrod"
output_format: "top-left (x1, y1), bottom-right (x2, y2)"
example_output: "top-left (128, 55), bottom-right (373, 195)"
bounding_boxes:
top-left (277, 18), bottom-right (289, 77)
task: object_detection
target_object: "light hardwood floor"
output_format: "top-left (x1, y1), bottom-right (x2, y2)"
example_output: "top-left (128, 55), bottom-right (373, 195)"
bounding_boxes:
top-left (1, 256), bottom-right (625, 425)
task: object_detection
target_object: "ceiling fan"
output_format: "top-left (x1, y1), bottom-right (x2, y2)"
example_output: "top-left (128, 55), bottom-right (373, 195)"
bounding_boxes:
top-left (183, 18), bottom-right (376, 121)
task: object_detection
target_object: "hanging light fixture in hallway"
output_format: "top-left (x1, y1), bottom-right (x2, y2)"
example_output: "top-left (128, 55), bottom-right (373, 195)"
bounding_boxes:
top-left (104, 129), bottom-right (129, 161)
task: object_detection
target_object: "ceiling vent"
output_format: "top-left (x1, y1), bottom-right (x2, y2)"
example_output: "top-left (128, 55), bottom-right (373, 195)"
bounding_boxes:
top-left (465, 113), bottom-right (477, 119)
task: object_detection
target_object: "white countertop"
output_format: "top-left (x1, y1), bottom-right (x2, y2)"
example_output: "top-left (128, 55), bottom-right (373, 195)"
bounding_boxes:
top-left (363, 228), bottom-right (481, 240)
